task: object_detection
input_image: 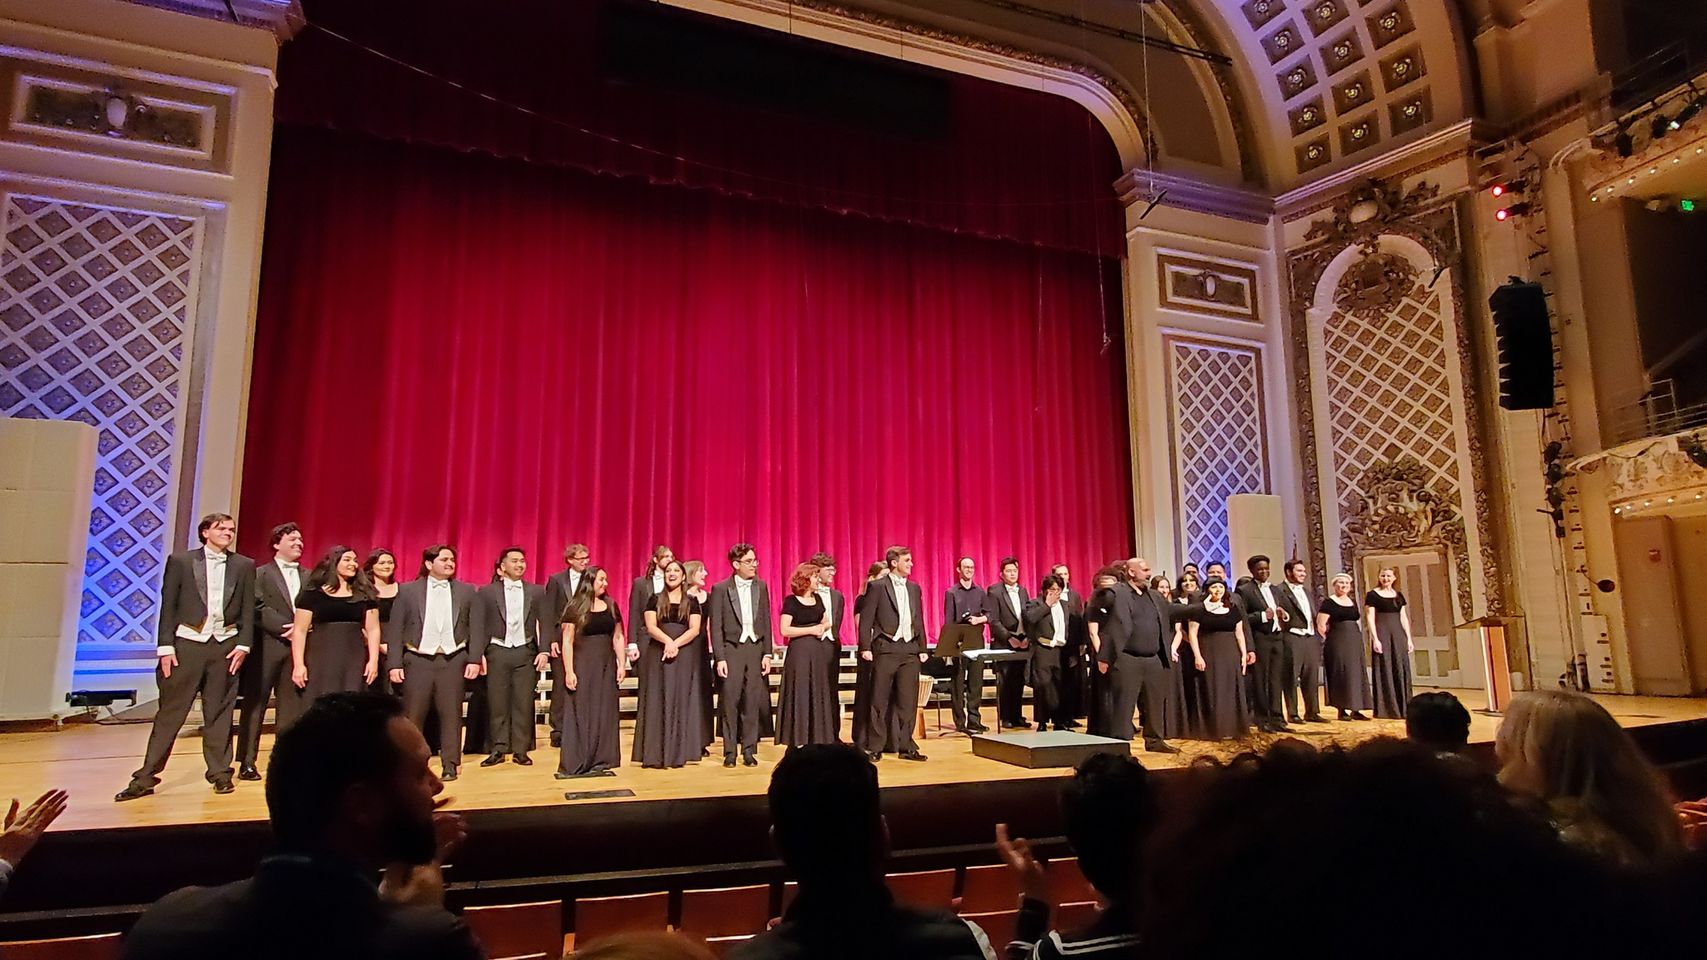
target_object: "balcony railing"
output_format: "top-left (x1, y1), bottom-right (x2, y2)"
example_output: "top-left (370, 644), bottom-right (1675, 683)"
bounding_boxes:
top-left (1606, 379), bottom-right (1707, 446)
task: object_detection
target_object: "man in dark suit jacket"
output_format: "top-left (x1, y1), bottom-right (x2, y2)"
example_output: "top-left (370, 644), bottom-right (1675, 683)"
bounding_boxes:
top-left (119, 692), bottom-right (482, 960)
top-left (473, 547), bottom-right (548, 767)
top-left (1050, 563), bottom-right (1088, 730)
top-left (1234, 555), bottom-right (1293, 734)
top-left (1094, 559), bottom-right (1177, 752)
top-left (541, 543), bottom-right (591, 748)
top-left (708, 543), bottom-right (774, 767)
top-left (1023, 574), bottom-right (1074, 731)
top-left (385, 545), bottom-right (478, 780)
top-left (987, 557), bottom-right (1032, 729)
top-left (628, 545), bottom-right (673, 667)
top-left (1275, 558), bottom-right (1326, 724)
top-left (808, 552), bottom-right (847, 741)
top-left (859, 546), bottom-right (930, 761)
top-left (236, 522), bottom-right (305, 781)
top-left (116, 513), bottom-right (256, 802)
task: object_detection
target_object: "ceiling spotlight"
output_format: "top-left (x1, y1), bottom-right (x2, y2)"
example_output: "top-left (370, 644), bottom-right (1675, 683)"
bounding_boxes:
top-left (1495, 202), bottom-right (1531, 222)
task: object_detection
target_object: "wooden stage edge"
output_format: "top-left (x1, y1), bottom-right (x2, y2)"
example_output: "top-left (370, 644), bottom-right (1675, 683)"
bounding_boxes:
top-left (2, 689), bottom-right (1705, 929)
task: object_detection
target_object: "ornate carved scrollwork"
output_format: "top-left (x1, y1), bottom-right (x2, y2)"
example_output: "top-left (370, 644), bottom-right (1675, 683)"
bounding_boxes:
top-left (1333, 250), bottom-right (1418, 324)
top-left (1340, 456), bottom-right (1465, 557)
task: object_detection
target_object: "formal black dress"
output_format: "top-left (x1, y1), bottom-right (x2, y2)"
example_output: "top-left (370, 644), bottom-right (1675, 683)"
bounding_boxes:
top-left (1322, 595), bottom-right (1373, 711)
top-left (1196, 601), bottom-right (1251, 740)
top-left (776, 595), bottom-right (838, 746)
top-left (1160, 600), bottom-right (1192, 739)
top-left (371, 592), bottom-right (396, 695)
top-left (689, 590), bottom-right (715, 754)
top-left (1367, 590), bottom-right (1412, 718)
top-left (558, 604), bottom-right (623, 776)
top-left (1171, 599), bottom-right (1211, 739)
top-left (286, 590), bottom-right (374, 730)
top-left (851, 591), bottom-right (877, 750)
top-left (634, 596), bottom-right (706, 769)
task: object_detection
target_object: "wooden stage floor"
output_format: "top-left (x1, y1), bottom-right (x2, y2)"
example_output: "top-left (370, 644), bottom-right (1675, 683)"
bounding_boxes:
top-left (7, 688), bottom-right (1706, 834)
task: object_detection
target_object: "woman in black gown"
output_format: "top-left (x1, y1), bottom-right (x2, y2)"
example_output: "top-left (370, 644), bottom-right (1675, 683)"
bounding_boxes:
top-left (363, 549), bottom-right (398, 695)
top-left (850, 562), bottom-right (884, 750)
top-left (634, 560), bottom-right (706, 769)
top-left (1159, 576), bottom-right (1209, 739)
top-left (1175, 571), bottom-right (1203, 604)
top-left (557, 566), bottom-right (628, 778)
top-left (1317, 573), bottom-right (1372, 720)
top-left (1365, 567), bottom-right (1415, 719)
top-left (777, 562), bottom-right (838, 747)
top-left (285, 546), bottom-right (380, 730)
top-left (685, 560), bottom-right (715, 756)
top-left (1185, 578), bottom-right (1250, 740)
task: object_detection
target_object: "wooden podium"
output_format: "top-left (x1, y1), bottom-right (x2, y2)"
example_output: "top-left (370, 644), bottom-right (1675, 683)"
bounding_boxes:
top-left (1458, 616), bottom-right (1515, 714)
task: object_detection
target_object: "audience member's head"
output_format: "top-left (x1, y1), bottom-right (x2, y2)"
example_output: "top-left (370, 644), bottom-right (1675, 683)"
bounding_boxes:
top-left (1406, 691), bottom-right (1471, 754)
top-left (1142, 738), bottom-right (1618, 958)
top-left (266, 692), bottom-right (439, 870)
top-left (1496, 690), bottom-right (1684, 866)
top-left (1061, 754), bottom-right (1156, 906)
top-left (574, 931), bottom-right (716, 960)
top-left (768, 744), bottom-right (885, 891)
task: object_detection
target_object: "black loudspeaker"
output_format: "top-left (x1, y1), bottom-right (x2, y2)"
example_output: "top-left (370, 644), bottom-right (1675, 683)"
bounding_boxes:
top-left (1487, 281), bottom-right (1555, 410)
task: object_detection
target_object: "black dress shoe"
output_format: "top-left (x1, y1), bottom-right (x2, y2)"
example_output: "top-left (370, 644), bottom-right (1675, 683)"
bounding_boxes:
top-left (238, 764), bottom-right (261, 782)
top-left (480, 753), bottom-right (505, 767)
top-left (441, 769), bottom-right (458, 782)
top-left (513, 753), bottom-right (532, 766)
top-left (742, 754), bottom-right (759, 767)
top-left (1304, 715), bottom-right (1329, 724)
top-left (968, 724), bottom-right (989, 734)
top-left (1060, 720), bottom-right (1081, 730)
top-left (1007, 720), bottom-right (1032, 730)
top-left (898, 750), bottom-right (928, 761)
top-left (1145, 740), bottom-right (1181, 754)
top-left (723, 755), bottom-right (737, 768)
top-left (114, 783), bottom-right (154, 803)
top-left (866, 751), bottom-right (883, 762)
top-left (212, 777), bottom-right (235, 795)
top-left (1350, 711), bottom-right (1370, 721)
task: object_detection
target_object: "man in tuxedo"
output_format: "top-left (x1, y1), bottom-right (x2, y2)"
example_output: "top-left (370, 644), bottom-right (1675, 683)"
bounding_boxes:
top-left (987, 557), bottom-right (1031, 729)
top-left (385, 545), bottom-right (477, 780)
top-left (941, 557), bottom-right (990, 734)
top-left (628, 545), bottom-right (672, 668)
top-left (1094, 559), bottom-right (1177, 752)
top-left (542, 542), bottom-right (590, 748)
top-left (116, 513), bottom-right (257, 801)
top-left (1051, 563), bottom-right (1087, 730)
top-left (809, 553), bottom-right (846, 740)
top-left (1022, 574), bottom-right (1074, 731)
top-left (1277, 559), bottom-right (1326, 724)
top-left (1235, 555), bottom-right (1293, 734)
top-left (859, 545), bottom-right (930, 762)
top-left (709, 543), bottom-right (773, 767)
top-left (120, 692), bottom-right (482, 960)
top-left (236, 522), bottom-right (304, 781)
top-left (473, 547), bottom-right (548, 767)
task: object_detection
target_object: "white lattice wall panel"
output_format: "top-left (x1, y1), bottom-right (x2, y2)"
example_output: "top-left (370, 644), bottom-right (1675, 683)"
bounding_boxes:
top-left (0, 194), bottom-right (199, 661)
top-left (1167, 339), bottom-right (1270, 567)
top-left (1321, 283), bottom-right (1463, 561)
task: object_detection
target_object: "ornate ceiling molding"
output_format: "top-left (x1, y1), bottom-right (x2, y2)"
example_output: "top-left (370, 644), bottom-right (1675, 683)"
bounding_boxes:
top-left (1117, 167), bottom-right (1275, 224)
top-left (121, 0), bottom-right (303, 41)
top-left (1276, 117), bottom-right (1484, 222)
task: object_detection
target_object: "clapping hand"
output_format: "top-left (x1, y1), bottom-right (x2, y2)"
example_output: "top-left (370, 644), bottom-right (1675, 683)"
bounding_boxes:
top-left (995, 823), bottom-right (1049, 904)
top-left (0, 789), bottom-right (69, 867)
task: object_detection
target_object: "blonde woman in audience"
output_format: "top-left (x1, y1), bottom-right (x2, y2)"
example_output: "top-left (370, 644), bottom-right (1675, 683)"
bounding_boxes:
top-left (1495, 690), bottom-right (1684, 867)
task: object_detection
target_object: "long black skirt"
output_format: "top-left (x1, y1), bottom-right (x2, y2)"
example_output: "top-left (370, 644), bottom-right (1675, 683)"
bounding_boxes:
top-left (1324, 620), bottom-right (1373, 710)
top-left (1200, 629), bottom-right (1251, 740)
top-left (777, 636), bottom-right (840, 746)
top-left (634, 624), bottom-right (707, 768)
top-left (281, 621), bottom-right (366, 730)
top-left (1371, 611), bottom-right (1412, 718)
top-left (559, 631), bottom-right (621, 775)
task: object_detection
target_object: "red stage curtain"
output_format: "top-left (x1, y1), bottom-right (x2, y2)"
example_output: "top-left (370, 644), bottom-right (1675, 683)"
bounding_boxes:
top-left (239, 128), bottom-right (1133, 614)
top-left (277, 0), bottom-right (1123, 256)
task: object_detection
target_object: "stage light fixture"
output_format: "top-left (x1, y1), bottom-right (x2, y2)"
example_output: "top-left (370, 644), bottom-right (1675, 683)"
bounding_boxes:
top-left (1652, 112), bottom-right (1672, 139)
top-left (1615, 129), bottom-right (1635, 157)
top-left (1495, 202), bottom-right (1531, 222)
top-left (1683, 436), bottom-right (1707, 469)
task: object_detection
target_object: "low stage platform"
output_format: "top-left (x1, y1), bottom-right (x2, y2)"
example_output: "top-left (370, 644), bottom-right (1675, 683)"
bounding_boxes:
top-left (2, 690), bottom-right (1704, 939)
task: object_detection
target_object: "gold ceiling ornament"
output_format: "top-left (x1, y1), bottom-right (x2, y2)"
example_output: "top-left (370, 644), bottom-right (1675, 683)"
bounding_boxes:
top-left (1342, 456), bottom-right (1465, 554)
top-left (1333, 249), bottom-right (1418, 323)
top-left (1302, 176), bottom-right (1441, 252)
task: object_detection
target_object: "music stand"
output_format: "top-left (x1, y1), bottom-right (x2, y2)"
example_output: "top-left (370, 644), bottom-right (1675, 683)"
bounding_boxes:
top-left (934, 624), bottom-right (985, 659)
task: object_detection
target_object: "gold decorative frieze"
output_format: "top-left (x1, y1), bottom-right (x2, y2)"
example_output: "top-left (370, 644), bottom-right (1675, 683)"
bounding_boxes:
top-left (1157, 253), bottom-right (1261, 323)
top-left (20, 83), bottom-right (205, 152)
top-left (0, 57), bottom-right (229, 171)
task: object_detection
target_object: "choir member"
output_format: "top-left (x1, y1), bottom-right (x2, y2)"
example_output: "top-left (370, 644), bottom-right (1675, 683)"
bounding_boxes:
top-left (1083, 567), bottom-right (1120, 737)
top-left (684, 560), bottom-right (715, 755)
top-left (1021, 574), bottom-right (1072, 730)
top-left (1276, 559), bottom-right (1326, 724)
top-left (1234, 555), bottom-right (1292, 734)
top-left (634, 559), bottom-right (707, 768)
top-left (237, 521), bottom-right (304, 781)
top-left (1175, 570), bottom-right (1203, 603)
top-left (385, 545), bottom-right (476, 781)
top-left (1366, 567), bottom-right (1415, 719)
top-left (709, 543), bottom-right (774, 767)
top-left (807, 552), bottom-right (846, 742)
top-left (860, 545), bottom-right (929, 761)
top-left (557, 566), bottom-right (627, 777)
top-left (473, 547), bottom-right (548, 767)
top-left (1152, 575), bottom-right (1202, 741)
top-left (1168, 577), bottom-right (1211, 738)
top-left (850, 562), bottom-right (885, 750)
top-left (629, 545), bottom-right (672, 667)
top-left (1186, 578), bottom-right (1251, 740)
top-left (1181, 562), bottom-right (1201, 584)
top-left (1203, 561), bottom-right (1227, 582)
top-left (942, 557), bottom-right (991, 734)
top-left (1318, 573), bottom-right (1372, 721)
top-left (1095, 559), bottom-right (1178, 752)
top-left (777, 562), bottom-right (839, 747)
top-left (1050, 563), bottom-right (1088, 731)
top-left (543, 543), bottom-right (591, 748)
top-left (115, 513), bottom-right (256, 801)
top-left (363, 549), bottom-right (399, 694)
top-left (284, 545), bottom-right (381, 734)
top-left (987, 557), bottom-right (1031, 729)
